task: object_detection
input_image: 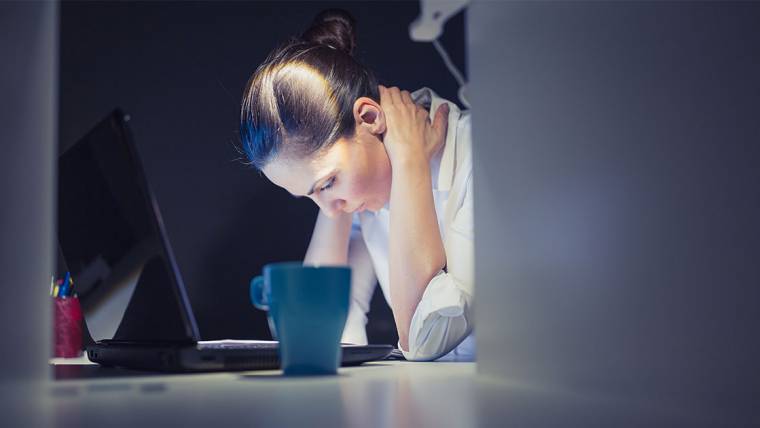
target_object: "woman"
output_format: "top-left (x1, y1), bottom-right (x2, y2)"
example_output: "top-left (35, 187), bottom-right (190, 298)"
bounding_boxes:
top-left (240, 9), bottom-right (474, 361)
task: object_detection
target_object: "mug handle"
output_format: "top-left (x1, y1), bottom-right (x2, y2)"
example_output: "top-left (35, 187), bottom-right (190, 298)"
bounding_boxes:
top-left (250, 276), bottom-right (269, 311)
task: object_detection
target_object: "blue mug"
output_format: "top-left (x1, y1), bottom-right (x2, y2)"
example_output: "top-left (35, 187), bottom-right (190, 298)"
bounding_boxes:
top-left (250, 262), bottom-right (351, 375)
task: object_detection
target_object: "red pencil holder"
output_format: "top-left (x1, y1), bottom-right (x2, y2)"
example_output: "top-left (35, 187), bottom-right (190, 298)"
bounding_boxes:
top-left (53, 296), bottom-right (83, 358)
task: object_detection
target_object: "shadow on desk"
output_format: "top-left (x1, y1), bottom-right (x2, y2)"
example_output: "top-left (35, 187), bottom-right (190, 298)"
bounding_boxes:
top-left (52, 361), bottom-right (402, 381)
top-left (52, 364), bottom-right (191, 380)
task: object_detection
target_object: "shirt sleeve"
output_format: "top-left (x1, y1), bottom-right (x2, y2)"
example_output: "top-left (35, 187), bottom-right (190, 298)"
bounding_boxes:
top-left (399, 171), bottom-right (475, 361)
top-left (341, 215), bottom-right (377, 345)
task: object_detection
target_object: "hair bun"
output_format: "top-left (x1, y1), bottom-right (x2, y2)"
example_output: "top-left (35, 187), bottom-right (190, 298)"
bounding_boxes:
top-left (301, 9), bottom-right (357, 56)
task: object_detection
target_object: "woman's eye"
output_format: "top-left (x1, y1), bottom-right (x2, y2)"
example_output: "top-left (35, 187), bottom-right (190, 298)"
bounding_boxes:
top-left (319, 177), bottom-right (335, 192)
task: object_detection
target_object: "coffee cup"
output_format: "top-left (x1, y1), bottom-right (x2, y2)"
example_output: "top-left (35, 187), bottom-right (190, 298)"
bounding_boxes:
top-left (250, 262), bottom-right (350, 375)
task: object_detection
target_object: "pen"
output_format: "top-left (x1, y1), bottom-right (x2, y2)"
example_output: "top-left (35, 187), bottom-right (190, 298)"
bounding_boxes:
top-left (60, 272), bottom-right (71, 297)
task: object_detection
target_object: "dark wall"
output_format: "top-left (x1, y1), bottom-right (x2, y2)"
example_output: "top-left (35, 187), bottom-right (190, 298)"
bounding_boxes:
top-left (59, 1), bottom-right (465, 342)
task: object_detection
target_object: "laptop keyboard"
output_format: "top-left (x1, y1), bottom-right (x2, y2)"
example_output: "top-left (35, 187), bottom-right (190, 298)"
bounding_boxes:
top-left (196, 340), bottom-right (278, 350)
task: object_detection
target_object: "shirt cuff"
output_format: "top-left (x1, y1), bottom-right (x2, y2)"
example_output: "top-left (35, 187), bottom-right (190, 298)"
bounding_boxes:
top-left (398, 270), bottom-right (471, 361)
top-left (342, 304), bottom-right (368, 345)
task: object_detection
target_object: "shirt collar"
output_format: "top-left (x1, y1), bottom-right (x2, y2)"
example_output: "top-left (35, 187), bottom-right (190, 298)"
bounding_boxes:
top-left (411, 87), bottom-right (461, 191)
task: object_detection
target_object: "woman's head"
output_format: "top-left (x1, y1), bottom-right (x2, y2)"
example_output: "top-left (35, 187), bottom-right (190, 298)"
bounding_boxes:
top-left (240, 9), bottom-right (391, 217)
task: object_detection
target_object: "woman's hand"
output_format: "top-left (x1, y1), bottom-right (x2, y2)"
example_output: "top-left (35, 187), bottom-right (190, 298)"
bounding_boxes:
top-left (379, 85), bottom-right (449, 166)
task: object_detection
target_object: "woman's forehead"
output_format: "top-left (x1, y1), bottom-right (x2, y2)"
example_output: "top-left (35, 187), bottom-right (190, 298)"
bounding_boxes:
top-left (262, 145), bottom-right (341, 196)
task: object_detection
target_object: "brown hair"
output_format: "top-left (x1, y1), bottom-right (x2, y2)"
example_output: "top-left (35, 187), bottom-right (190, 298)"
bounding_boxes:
top-left (240, 9), bottom-right (379, 169)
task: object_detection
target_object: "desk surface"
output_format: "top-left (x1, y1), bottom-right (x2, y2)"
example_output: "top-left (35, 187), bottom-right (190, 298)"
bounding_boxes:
top-left (29, 360), bottom-right (700, 427)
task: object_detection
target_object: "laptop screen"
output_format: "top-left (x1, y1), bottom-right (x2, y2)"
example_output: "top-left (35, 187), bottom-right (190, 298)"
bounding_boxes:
top-left (58, 110), bottom-right (199, 343)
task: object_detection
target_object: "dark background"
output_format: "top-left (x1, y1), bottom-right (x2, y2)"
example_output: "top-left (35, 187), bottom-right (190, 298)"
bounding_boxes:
top-left (58, 1), bottom-right (465, 344)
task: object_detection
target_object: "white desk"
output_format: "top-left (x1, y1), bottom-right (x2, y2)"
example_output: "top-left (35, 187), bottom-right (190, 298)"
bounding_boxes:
top-left (28, 360), bottom-right (697, 427)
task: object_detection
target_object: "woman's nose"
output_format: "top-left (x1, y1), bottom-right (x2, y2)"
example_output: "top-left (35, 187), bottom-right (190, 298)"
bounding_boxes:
top-left (324, 199), bottom-right (347, 217)
top-left (314, 197), bottom-right (347, 217)
top-left (333, 199), bottom-right (347, 212)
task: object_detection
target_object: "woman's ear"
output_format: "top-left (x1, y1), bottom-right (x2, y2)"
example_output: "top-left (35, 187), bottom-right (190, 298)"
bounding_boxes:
top-left (353, 97), bottom-right (386, 135)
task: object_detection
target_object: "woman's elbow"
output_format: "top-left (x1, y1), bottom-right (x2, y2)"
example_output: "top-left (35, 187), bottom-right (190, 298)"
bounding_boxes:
top-left (404, 314), bottom-right (470, 361)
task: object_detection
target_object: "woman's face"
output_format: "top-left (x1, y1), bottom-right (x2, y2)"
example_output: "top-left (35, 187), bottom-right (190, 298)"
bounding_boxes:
top-left (262, 125), bottom-right (392, 218)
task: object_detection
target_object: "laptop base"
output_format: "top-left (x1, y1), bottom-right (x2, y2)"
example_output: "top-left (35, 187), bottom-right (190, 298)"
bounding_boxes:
top-left (87, 340), bottom-right (393, 372)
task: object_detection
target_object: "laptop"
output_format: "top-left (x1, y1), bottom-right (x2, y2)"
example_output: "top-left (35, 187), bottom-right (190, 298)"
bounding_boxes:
top-left (57, 109), bottom-right (393, 372)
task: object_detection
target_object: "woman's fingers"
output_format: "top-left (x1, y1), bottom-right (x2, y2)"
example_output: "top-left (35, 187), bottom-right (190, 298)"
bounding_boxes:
top-left (378, 85), bottom-right (387, 106)
top-left (420, 103), bottom-right (448, 160)
top-left (401, 90), bottom-right (414, 105)
top-left (388, 86), bottom-right (403, 106)
top-left (379, 85), bottom-right (404, 109)
top-left (379, 85), bottom-right (418, 109)
top-left (433, 103), bottom-right (450, 136)
top-left (414, 104), bottom-right (429, 122)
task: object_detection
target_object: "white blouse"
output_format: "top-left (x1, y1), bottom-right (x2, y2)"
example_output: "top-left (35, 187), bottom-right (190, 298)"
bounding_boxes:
top-left (341, 87), bottom-right (475, 361)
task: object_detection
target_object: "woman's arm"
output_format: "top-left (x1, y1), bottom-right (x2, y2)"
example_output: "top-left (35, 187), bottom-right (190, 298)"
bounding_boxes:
top-left (342, 224), bottom-right (377, 345)
top-left (389, 156), bottom-right (447, 350)
top-left (303, 210), bottom-right (353, 266)
top-left (378, 85), bottom-right (450, 350)
top-left (305, 210), bottom-right (377, 345)
top-left (403, 168), bottom-right (474, 361)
